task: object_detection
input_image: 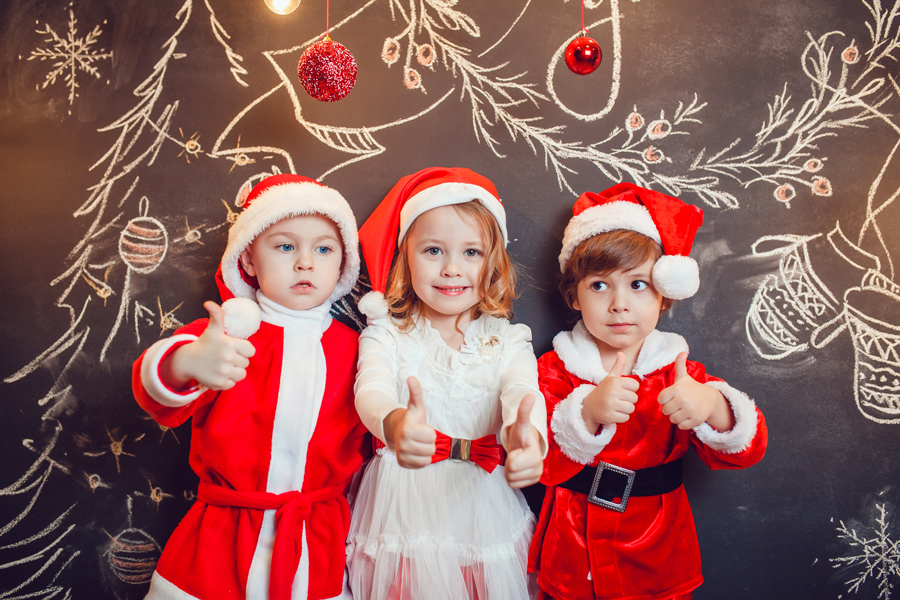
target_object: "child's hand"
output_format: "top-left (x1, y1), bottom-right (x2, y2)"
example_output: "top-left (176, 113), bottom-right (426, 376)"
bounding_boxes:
top-left (582, 352), bottom-right (639, 432)
top-left (383, 377), bottom-right (437, 469)
top-left (504, 395), bottom-right (543, 488)
top-left (164, 301), bottom-right (256, 391)
top-left (658, 352), bottom-right (733, 431)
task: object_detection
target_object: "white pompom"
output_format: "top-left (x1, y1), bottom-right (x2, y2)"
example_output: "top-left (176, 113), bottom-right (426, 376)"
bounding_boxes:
top-left (651, 255), bottom-right (700, 300)
top-left (357, 291), bottom-right (389, 321)
top-left (221, 297), bottom-right (262, 339)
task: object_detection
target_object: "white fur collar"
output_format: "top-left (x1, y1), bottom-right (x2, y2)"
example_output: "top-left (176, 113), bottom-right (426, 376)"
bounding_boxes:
top-left (552, 320), bottom-right (689, 383)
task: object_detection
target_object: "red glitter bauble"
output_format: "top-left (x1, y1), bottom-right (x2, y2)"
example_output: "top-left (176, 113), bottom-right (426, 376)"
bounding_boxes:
top-left (297, 39), bottom-right (357, 102)
top-left (565, 36), bottom-right (602, 75)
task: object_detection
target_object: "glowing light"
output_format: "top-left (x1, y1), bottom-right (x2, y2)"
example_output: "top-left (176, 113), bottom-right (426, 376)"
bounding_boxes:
top-left (264, 0), bottom-right (301, 15)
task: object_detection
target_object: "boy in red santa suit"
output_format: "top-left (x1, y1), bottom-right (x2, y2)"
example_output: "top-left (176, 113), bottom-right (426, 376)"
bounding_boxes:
top-left (133, 173), bottom-right (369, 600)
top-left (527, 183), bottom-right (768, 600)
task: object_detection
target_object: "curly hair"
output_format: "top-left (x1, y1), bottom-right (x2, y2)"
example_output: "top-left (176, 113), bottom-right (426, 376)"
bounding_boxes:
top-left (559, 229), bottom-right (673, 312)
top-left (385, 200), bottom-right (517, 331)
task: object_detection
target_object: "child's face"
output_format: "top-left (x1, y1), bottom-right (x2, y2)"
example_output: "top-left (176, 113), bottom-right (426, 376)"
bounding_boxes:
top-left (240, 214), bottom-right (343, 311)
top-left (405, 204), bottom-right (485, 323)
top-left (574, 257), bottom-right (664, 364)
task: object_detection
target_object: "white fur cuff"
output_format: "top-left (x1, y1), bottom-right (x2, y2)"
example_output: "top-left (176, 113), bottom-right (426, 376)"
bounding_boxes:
top-left (692, 380), bottom-right (759, 454)
top-left (140, 335), bottom-right (206, 407)
top-left (550, 384), bottom-right (616, 464)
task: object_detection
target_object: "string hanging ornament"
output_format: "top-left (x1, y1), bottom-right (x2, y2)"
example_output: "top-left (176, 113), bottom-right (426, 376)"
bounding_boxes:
top-left (297, 0), bottom-right (357, 101)
top-left (565, 0), bottom-right (602, 75)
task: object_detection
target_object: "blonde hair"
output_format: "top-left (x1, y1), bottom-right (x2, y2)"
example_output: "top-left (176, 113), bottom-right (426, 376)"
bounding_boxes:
top-left (385, 200), bottom-right (517, 331)
top-left (559, 229), bottom-right (673, 312)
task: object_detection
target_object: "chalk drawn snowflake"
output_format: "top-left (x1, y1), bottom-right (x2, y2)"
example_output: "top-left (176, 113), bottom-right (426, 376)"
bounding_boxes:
top-left (27, 6), bottom-right (113, 110)
top-left (831, 503), bottom-right (900, 599)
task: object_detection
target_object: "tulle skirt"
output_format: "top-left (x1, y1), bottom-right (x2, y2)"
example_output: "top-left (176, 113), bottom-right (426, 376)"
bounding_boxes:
top-left (347, 449), bottom-right (536, 600)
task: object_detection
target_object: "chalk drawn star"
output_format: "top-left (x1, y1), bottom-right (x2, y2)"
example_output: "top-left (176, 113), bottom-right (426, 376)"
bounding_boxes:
top-left (26, 4), bottom-right (112, 111)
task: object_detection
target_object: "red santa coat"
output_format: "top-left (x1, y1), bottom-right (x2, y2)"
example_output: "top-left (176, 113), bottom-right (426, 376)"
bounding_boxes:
top-left (132, 305), bottom-right (369, 600)
top-left (527, 322), bottom-right (767, 600)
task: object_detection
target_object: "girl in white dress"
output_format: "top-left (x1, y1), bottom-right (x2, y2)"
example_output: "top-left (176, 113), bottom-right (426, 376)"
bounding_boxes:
top-left (348, 167), bottom-right (548, 600)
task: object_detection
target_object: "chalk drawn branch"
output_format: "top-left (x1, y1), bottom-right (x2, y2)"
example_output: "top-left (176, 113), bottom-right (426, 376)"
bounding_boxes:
top-left (692, 0), bottom-right (900, 208)
top-left (0, 423), bottom-right (78, 599)
top-left (831, 501), bottom-right (900, 599)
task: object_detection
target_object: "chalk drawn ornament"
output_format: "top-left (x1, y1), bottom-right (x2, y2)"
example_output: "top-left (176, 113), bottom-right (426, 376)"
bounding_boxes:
top-left (119, 197), bottom-right (168, 274)
top-left (810, 272), bottom-right (900, 424)
top-left (745, 223), bottom-right (880, 359)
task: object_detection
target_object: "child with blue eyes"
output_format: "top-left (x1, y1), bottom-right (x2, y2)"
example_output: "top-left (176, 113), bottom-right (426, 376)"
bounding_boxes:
top-left (347, 167), bottom-right (548, 600)
top-left (132, 174), bottom-right (369, 600)
top-left (527, 184), bottom-right (767, 600)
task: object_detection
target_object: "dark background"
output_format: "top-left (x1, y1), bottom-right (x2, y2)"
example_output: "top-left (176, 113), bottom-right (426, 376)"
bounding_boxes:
top-left (2, 0), bottom-right (899, 598)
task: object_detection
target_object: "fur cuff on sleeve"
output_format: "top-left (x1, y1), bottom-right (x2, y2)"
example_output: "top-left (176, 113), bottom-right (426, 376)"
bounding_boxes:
top-left (140, 335), bottom-right (206, 407)
top-left (550, 384), bottom-right (616, 465)
top-left (692, 380), bottom-right (759, 454)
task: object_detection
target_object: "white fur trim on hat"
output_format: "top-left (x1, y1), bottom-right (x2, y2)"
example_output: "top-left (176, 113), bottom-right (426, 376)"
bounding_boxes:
top-left (358, 290), bottom-right (389, 321)
top-left (398, 181), bottom-right (509, 246)
top-left (558, 201), bottom-right (661, 271)
top-left (651, 255), bottom-right (700, 300)
top-left (550, 384), bottom-right (616, 464)
top-left (692, 380), bottom-right (759, 454)
top-left (221, 297), bottom-right (262, 339)
top-left (221, 180), bottom-right (360, 304)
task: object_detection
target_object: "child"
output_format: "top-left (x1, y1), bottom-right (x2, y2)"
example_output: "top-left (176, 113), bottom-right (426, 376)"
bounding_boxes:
top-left (527, 183), bottom-right (768, 600)
top-left (132, 174), bottom-right (369, 600)
top-left (347, 167), bottom-right (548, 600)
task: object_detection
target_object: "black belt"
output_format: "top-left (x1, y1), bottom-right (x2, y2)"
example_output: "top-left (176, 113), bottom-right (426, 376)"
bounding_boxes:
top-left (558, 458), bottom-right (683, 513)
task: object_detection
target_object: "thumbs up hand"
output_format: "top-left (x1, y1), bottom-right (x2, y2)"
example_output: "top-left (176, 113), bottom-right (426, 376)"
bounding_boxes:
top-left (504, 394), bottom-right (543, 488)
top-left (165, 301), bottom-right (256, 391)
top-left (383, 377), bottom-right (437, 469)
top-left (658, 352), bottom-right (730, 430)
top-left (582, 352), bottom-right (640, 433)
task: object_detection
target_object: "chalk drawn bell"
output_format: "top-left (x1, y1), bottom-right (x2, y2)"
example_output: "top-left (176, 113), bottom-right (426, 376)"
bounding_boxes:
top-left (811, 272), bottom-right (900, 424)
top-left (107, 527), bottom-right (161, 584)
top-left (120, 197), bottom-right (168, 274)
top-left (746, 222), bottom-right (879, 359)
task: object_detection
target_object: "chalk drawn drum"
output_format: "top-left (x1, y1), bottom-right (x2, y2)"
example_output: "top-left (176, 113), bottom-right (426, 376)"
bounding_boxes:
top-left (107, 527), bottom-right (161, 584)
top-left (844, 286), bottom-right (900, 424)
top-left (119, 215), bottom-right (168, 274)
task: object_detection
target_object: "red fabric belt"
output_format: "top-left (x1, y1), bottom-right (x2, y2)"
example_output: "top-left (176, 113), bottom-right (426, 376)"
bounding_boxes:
top-left (197, 480), bottom-right (345, 600)
top-left (374, 430), bottom-right (505, 473)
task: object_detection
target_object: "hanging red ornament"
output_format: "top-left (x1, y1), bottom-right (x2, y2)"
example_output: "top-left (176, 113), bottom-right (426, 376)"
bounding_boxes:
top-left (297, 37), bottom-right (357, 102)
top-left (565, 34), bottom-right (602, 75)
top-left (564, 1), bottom-right (602, 75)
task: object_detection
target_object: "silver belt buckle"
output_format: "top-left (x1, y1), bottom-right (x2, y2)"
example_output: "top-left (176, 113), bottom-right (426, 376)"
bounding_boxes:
top-left (449, 438), bottom-right (472, 461)
top-left (588, 461), bottom-right (635, 513)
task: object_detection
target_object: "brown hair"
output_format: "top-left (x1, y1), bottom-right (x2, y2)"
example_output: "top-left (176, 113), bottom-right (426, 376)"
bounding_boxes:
top-left (559, 229), bottom-right (673, 312)
top-left (385, 200), bottom-right (517, 331)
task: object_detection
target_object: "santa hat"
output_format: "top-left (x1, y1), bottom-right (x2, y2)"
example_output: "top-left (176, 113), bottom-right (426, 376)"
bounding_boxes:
top-left (559, 183), bottom-right (704, 300)
top-left (357, 167), bottom-right (507, 318)
top-left (214, 173), bottom-right (360, 337)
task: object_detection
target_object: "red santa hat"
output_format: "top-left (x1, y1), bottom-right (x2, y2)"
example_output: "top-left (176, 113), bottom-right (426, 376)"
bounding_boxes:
top-left (559, 182), bottom-right (704, 300)
top-left (213, 173), bottom-right (360, 337)
top-left (356, 167), bottom-right (507, 318)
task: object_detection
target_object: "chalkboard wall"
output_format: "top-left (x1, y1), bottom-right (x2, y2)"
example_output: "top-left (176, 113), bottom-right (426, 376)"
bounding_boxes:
top-left (2, 0), bottom-right (900, 597)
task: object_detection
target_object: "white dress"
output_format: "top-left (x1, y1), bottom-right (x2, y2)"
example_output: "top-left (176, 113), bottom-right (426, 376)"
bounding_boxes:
top-left (348, 313), bottom-right (548, 600)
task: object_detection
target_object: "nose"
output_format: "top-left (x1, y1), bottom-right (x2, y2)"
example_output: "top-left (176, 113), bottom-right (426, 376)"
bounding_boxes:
top-left (295, 249), bottom-right (314, 271)
top-left (441, 257), bottom-right (460, 277)
top-left (609, 288), bottom-right (629, 313)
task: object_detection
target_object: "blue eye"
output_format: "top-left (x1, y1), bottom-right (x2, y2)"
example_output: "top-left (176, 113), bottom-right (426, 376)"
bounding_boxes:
top-left (426, 247), bottom-right (442, 256)
top-left (315, 245), bottom-right (333, 255)
top-left (590, 281), bottom-right (607, 291)
top-left (632, 280), bottom-right (648, 290)
top-left (277, 243), bottom-right (294, 252)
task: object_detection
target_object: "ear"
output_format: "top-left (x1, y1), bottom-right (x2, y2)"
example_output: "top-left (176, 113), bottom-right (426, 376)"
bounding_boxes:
top-left (572, 296), bottom-right (581, 312)
top-left (240, 247), bottom-right (257, 277)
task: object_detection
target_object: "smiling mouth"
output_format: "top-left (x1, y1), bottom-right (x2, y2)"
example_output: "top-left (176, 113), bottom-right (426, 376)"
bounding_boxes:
top-left (434, 285), bottom-right (470, 296)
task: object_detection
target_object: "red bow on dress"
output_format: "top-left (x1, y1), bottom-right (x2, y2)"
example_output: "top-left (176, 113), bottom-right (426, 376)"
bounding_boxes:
top-left (373, 431), bottom-right (505, 473)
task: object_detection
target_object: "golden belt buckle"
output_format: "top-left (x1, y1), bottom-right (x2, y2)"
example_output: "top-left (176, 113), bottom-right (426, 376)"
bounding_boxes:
top-left (449, 438), bottom-right (472, 462)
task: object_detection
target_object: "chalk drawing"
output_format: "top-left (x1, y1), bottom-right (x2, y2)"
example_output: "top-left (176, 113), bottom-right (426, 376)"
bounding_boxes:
top-left (831, 501), bottom-right (900, 599)
top-left (26, 2), bottom-right (113, 112)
